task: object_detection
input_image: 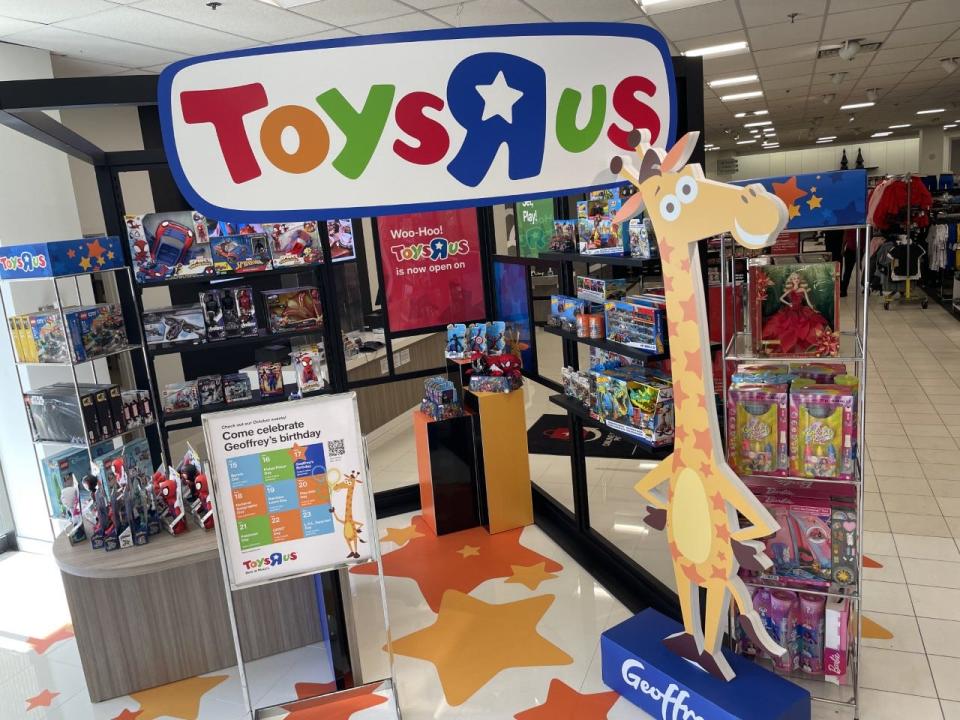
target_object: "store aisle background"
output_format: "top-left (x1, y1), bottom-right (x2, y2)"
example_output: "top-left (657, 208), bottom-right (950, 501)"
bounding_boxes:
top-left (1, 297), bottom-right (960, 718)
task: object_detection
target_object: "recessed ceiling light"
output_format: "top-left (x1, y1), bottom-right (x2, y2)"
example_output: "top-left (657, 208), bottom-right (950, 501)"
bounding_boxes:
top-left (916, 108), bottom-right (945, 114)
top-left (706, 147), bottom-right (719, 151)
top-left (744, 120), bottom-right (772, 127)
top-left (684, 41), bottom-right (749, 58)
top-left (763, 129), bottom-right (777, 135)
top-left (709, 74), bottom-right (759, 88)
top-left (721, 90), bottom-right (764, 102)
top-left (889, 124), bottom-right (911, 129)
top-left (762, 143), bottom-right (780, 149)
top-left (736, 139), bottom-right (757, 144)
top-left (840, 102), bottom-right (875, 110)
top-left (816, 139), bottom-right (834, 144)
top-left (734, 112), bottom-right (747, 118)
top-left (871, 131), bottom-right (892, 137)
top-left (817, 136), bottom-right (837, 141)
top-left (641, 0), bottom-right (725, 8)
top-left (945, 124), bottom-right (958, 129)
top-left (753, 110), bottom-right (769, 116)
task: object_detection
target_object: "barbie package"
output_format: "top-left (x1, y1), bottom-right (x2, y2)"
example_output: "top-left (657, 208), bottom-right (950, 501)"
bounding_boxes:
top-left (726, 383), bottom-right (789, 476)
top-left (789, 382), bottom-right (856, 479)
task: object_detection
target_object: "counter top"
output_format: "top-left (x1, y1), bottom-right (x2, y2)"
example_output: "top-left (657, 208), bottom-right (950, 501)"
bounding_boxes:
top-left (52, 526), bottom-right (220, 579)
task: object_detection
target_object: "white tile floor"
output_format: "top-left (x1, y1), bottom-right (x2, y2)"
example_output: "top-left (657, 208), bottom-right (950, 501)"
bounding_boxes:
top-left (2, 292), bottom-right (960, 718)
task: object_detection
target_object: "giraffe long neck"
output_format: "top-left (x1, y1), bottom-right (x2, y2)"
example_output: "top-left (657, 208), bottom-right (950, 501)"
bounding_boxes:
top-left (344, 487), bottom-right (354, 522)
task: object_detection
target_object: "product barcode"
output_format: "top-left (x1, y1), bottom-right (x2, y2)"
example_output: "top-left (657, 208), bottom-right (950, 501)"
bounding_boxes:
top-left (328, 439), bottom-right (345, 458)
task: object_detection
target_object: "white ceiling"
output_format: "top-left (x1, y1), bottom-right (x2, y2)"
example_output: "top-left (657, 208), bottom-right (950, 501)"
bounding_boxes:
top-left (1, 0), bottom-right (959, 151)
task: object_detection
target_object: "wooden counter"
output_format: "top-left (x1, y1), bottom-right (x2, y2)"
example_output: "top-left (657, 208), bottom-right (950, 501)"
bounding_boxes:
top-left (53, 528), bottom-right (324, 702)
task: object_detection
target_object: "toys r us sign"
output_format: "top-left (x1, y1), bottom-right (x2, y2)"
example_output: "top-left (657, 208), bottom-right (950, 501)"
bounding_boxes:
top-left (158, 23), bottom-right (676, 222)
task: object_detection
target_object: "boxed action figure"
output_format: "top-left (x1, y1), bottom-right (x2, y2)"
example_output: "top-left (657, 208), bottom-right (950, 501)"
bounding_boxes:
top-left (200, 288), bottom-right (227, 341)
top-left (161, 381), bottom-right (199, 415)
top-left (211, 233), bottom-right (272, 274)
top-left (257, 361), bottom-right (284, 397)
top-left (197, 375), bottom-right (224, 406)
top-left (292, 346), bottom-right (324, 393)
top-left (41, 447), bottom-right (90, 521)
top-left (143, 305), bottom-right (206, 346)
top-left (126, 211), bottom-right (211, 283)
top-left (263, 286), bottom-right (322, 333)
top-left (264, 221), bottom-right (322, 266)
top-left (64, 304), bottom-right (127, 362)
top-left (486, 321), bottom-right (507, 355)
top-left (232, 286), bottom-right (258, 335)
top-left (223, 373), bottom-right (253, 404)
top-left (445, 324), bottom-right (467, 359)
top-left (466, 323), bottom-right (487, 355)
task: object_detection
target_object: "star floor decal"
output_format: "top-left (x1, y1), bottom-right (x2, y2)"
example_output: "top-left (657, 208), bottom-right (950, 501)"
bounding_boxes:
top-left (505, 562), bottom-right (559, 591)
top-left (128, 674), bottom-right (227, 720)
top-left (25, 689), bottom-right (58, 711)
top-left (351, 515), bottom-right (563, 612)
top-left (26, 624), bottom-right (74, 654)
top-left (514, 679), bottom-right (619, 720)
top-left (380, 523), bottom-right (424, 546)
top-left (390, 590), bottom-right (572, 706)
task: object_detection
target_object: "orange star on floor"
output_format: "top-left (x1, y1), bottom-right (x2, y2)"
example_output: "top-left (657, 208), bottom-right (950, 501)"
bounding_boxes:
top-left (391, 590), bottom-right (572, 706)
top-left (863, 616), bottom-right (893, 640)
top-left (514, 679), bottom-right (619, 720)
top-left (457, 544), bottom-right (480, 558)
top-left (26, 624), bottom-right (73, 654)
top-left (129, 674), bottom-right (227, 720)
top-left (771, 176), bottom-right (807, 207)
top-left (288, 443), bottom-right (307, 462)
top-left (281, 682), bottom-right (387, 720)
top-left (26, 689), bottom-right (58, 710)
top-left (351, 515), bottom-right (563, 612)
top-left (112, 709), bottom-right (143, 720)
top-left (380, 524), bottom-right (425, 546)
top-left (505, 562), bottom-right (558, 591)
top-left (86, 238), bottom-right (107, 261)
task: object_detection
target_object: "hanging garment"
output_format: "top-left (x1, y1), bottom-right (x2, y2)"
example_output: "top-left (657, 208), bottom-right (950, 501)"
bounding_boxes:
top-left (889, 241), bottom-right (925, 281)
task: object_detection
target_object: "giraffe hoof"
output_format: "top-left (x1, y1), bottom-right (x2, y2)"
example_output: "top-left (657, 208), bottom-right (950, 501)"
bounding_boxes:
top-left (695, 650), bottom-right (736, 682)
top-left (732, 540), bottom-right (772, 573)
top-left (644, 506), bottom-right (667, 531)
top-left (662, 632), bottom-right (700, 664)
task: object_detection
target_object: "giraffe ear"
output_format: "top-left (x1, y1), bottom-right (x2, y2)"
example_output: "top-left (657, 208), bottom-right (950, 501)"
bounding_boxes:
top-left (637, 148), bottom-right (664, 182)
top-left (661, 131), bottom-right (701, 173)
top-left (613, 192), bottom-right (646, 225)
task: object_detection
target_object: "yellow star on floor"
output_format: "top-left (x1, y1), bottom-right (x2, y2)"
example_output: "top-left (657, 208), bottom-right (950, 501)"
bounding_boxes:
top-left (505, 562), bottom-right (559, 591)
top-left (391, 590), bottom-right (572, 705)
top-left (130, 674), bottom-right (227, 720)
top-left (381, 524), bottom-right (425, 546)
top-left (788, 204), bottom-right (801, 219)
top-left (457, 544), bottom-right (480, 558)
top-left (806, 194), bottom-right (822, 209)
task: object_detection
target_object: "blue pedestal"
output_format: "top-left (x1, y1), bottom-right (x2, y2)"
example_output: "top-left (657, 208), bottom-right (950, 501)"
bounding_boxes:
top-left (601, 609), bottom-right (810, 720)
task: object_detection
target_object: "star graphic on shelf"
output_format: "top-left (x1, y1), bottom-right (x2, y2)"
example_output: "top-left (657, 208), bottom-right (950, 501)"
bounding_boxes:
top-left (457, 544), bottom-right (481, 558)
top-left (26, 690), bottom-right (59, 711)
top-left (380, 524), bottom-right (425, 546)
top-left (351, 515), bottom-right (563, 612)
top-left (107, 251), bottom-right (115, 260)
top-left (288, 443), bottom-right (307, 462)
top-left (86, 238), bottom-right (107, 261)
top-left (129, 674), bottom-right (227, 720)
top-left (26, 624), bottom-right (73, 654)
top-left (111, 709), bottom-right (143, 720)
top-left (788, 204), bottom-right (802, 219)
top-left (505, 562), bottom-right (558, 591)
top-left (281, 682), bottom-right (387, 720)
top-left (476, 71), bottom-right (523, 123)
top-left (79, 257), bottom-right (92, 271)
top-left (514, 679), bottom-right (619, 720)
top-left (66, 248), bottom-right (76, 258)
top-left (771, 176), bottom-right (807, 207)
top-left (807, 194), bottom-right (823, 210)
top-left (391, 591), bottom-right (572, 706)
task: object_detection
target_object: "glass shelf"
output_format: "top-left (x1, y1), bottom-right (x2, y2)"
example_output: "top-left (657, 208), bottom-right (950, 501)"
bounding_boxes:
top-left (723, 331), bottom-right (865, 364)
top-left (15, 344), bottom-right (143, 368)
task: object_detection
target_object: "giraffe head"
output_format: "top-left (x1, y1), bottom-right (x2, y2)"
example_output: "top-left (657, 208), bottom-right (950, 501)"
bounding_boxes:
top-left (610, 130), bottom-right (787, 257)
top-left (331, 470), bottom-right (362, 492)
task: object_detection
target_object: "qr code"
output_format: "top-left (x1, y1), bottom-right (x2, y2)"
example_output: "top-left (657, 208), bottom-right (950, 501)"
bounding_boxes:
top-left (328, 439), bottom-right (345, 458)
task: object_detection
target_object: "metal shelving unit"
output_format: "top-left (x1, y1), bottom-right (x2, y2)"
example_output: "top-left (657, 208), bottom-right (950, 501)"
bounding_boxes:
top-left (548, 393), bottom-right (673, 460)
top-left (0, 264), bottom-right (165, 538)
top-left (719, 225), bottom-right (870, 718)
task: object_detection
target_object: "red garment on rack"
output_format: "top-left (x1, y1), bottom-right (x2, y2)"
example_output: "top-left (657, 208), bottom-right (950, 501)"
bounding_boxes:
top-left (868, 177), bottom-right (933, 229)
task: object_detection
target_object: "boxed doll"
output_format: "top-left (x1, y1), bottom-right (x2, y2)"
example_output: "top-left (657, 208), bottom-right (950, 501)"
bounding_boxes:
top-left (263, 286), bottom-right (322, 333)
top-left (143, 305), bottom-right (206, 346)
top-left (549, 220), bottom-right (577, 253)
top-left (749, 260), bottom-right (840, 357)
top-left (126, 211), bottom-right (211, 283)
top-left (326, 218), bottom-right (355, 262)
top-left (726, 383), bottom-right (789, 476)
top-left (231, 286), bottom-right (258, 336)
top-left (264, 221), bottom-right (322, 266)
top-left (789, 382), bottom-right (856, 479)
top-left (628, 217), bottom-right (658, 259)
top-left (211, 233), bottom-right (272, 274)
top-left (200, 288), bottom-right (227, 341)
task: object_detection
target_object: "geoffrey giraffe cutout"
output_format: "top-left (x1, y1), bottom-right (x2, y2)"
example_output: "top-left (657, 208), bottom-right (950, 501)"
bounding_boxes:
top-left (610, 129), bottom-right (789, 681)
top-left (329, 469), bottom-right (366, 558)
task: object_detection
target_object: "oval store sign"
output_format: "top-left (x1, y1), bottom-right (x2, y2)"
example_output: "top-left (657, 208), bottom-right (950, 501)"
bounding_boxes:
top-left (158, 23), bottom-right (676, 222)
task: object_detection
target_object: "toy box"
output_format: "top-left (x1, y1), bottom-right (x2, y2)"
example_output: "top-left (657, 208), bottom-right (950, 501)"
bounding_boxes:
top-left (223, 373), bottom-right (253, 404)
top-left (789, 383), bottom-right (856, 479)
top-left (593, 366), bottom-right (674, 446)
top-left (263, 286), bottom-right (322, 333)
top-left (263, 221), bottom-right (323, 266)
top-left (749, 260), bottom-right (840, 357)
top-left (64, 304), bottom-right (127, 362)
top-left (161, 381), bottom-right (199, 415)
top-left (726, 383), bottom-right (789, 476)
top-left (206, 219), bottom-right (265, 237)
top-left (197, 375), bottom-right (224, 406)
top-left (0, 236), bottom-right (125, 280)
top-left (469, 375), bottom-right (523, 393)
top-left (200, 289), bottom-right (227, 341)
top-left (731, 363), bottom-right (794, 386)
top-left (604, 299), bottom-right (667, 354)
top-left (561, 367), bottom-right (591, 407)
top-left (121, 389), bottom-right (153, 428)
top-left (126, 212), bottom-right (211, 283)
top-left (25, 311), bottom-right (70, 363)
top-left (466, 323), bottom-right (487, 354)
top-left (576, 276), bottom-right (627, 303)
top-left (327, 219), bottom-right (356, 262)
top-left (549, 220), bottom-right (577, 252)
top-left (445, 324), bottom-right (467, 358)
top-left (627, 217), bottom-right (658, 259)
top-left (211, 233), bottom-right (272, 274)
top-left (576, 195), bottom-right (625, 256)
top-left (257, 361), bottom-right (284, 397)
top-left (41, 447), bottom-right (90, 521)
top-left (790, 362), bottom-right (847, 384)
top-left (292, 346), bottom-right (324, 393)
top-left (548, 295), bottom-right (589, 332)
top-left (143, 305), bottom-right (206, 346)
top-left (232, 286), bottom-right (258, 336)
top-left (23, 385), bottom-right (87, 444)
top-left (830, 504), bottom-right (858, 587)
top-left (424, 376), bottom-right (458, 405)
top-left (486, 321), bottom-right (507, 355)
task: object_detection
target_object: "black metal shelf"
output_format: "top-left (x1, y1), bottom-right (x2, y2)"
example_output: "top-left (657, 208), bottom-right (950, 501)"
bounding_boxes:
top-left (146, 328), bottom-right (322, 357)
top-left (163, 383), bottom-right (330, 429)
top-left (548, 393), bottom-right (672, 460)
top-left (136, 263), bottom-right (320, 288)
top-left (538, 251), bottom-right (660, 268)
top-left (543, 325), bottom-right (665, 361)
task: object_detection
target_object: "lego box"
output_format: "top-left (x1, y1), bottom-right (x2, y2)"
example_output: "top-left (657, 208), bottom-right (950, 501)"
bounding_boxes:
top-left (0, 237), bottom-right (125, 280)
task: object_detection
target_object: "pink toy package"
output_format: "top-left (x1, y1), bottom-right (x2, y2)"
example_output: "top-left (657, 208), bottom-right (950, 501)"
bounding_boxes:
top-left (790, 362), bottom-right (847, 384)
top-left (824, 596), bottom-right (850, 685)
top-left (789, 382), bottom-right (856, 480)
top-left (726, 383), bottom-right (789, 476)
top-left (789, 502), bottom-right (833, 584)
top-left (797, 593), bottom-right (826, 673)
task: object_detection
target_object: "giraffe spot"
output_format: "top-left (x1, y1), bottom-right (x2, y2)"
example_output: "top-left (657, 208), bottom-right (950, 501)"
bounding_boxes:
top-left (671, 468), bottom-right (712, 565)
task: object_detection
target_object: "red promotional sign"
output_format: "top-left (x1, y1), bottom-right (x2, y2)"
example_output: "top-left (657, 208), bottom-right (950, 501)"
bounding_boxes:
top-left (377, 209), bottom-right (486, 333)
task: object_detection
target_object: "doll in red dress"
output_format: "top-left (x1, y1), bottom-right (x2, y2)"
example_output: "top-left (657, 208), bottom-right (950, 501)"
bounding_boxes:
top-left (762, 272), bottom-right (830, 354)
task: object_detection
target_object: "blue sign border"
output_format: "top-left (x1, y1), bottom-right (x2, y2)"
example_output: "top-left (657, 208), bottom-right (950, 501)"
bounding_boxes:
top-left (158, 22), bottom-right (677, 223)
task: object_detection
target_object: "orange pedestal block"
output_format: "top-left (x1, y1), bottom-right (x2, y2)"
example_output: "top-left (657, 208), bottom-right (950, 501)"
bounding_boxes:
top-left (413, 410), bottom-right (480, 536)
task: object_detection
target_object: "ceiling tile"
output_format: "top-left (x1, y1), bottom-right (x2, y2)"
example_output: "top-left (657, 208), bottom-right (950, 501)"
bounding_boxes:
top-left (763, 75), bottom-right (813, 90)
top-left (0, 16), bottom-right (42, 37)
top-left (899, 0), bottom-right (960, 28)
top-left (647, 0), bottom-right (742, 42)
top-left (347, 11), bottom-right (447, 33)
top-left (58, 7), bottom-right (258, 54)
top-left (872, 43), bottom-right (940, 65)
top-left (520, 0), bottom-right (641, 22)
top-left (854, 72), bottom-right (908, 88)
top-left (701, 51), bottom-right (756, 74)
top-left (2, 25), bottom-right (187, 67)
top-left (293, 0), bottom-right (415, 25)
top-left (133, 0), bottom-right (335, 43)
top-left (747, 17), bottom-right (823, 52)
top-left (829, 0), bottom-right (910, 11)
top-left (739, 0), bottom-right (825, 27)
top-left (934, 37), bottom-right (960, 56)
top-left (883, 23), bottom-right (957, 48)
top-left (428, 0), bottom-right (545, 26)
top-left (402, 0), bottom-right (463, 7)
top-left (822, 4), bottom-right (907, 41)
top-left (861, 61), bottom-right (915, 77)
top-left (752, 44), bottom-right (819, 67)
top-left (274, 28), bottom-right (357, 44)
top-left (760, 60), bottom-right (815, 80)
top-left (50, 54), bottom-right (131, 77)
top-left (0, 0), bottom-right (114, 23)
top-left (814, 51), bottom-right (873, 74)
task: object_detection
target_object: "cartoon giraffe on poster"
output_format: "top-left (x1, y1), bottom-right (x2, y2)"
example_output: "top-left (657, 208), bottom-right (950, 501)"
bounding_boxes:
top-left (328, 469), bottom-right (365, 559)
top-left (610, 129), bottom-right (789, 680)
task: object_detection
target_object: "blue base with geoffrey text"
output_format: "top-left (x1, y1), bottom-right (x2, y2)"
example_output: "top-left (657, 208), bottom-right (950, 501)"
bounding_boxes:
top-left (601, 609), bottom-right (810, 720)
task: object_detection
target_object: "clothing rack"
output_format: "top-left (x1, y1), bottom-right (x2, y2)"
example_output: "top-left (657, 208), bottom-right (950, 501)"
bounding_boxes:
top-left (874, 173), bottom-right (929, 310)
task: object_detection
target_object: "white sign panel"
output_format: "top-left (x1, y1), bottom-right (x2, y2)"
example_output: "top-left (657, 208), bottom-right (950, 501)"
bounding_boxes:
top-left (203, 393), bottom-right (372, 588)
top-left (158, 23), bottom-right (676, 222)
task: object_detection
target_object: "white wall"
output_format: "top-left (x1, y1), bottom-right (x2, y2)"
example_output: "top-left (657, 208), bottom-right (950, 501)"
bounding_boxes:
top-left (728, 137), bottom-right (920, 181)
top-left (0, 42), bottom-right (84, 545)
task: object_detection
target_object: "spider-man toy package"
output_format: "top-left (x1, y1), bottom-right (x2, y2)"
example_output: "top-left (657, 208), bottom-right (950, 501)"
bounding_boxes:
top-left (263, 286), bottom-right (323, 333)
